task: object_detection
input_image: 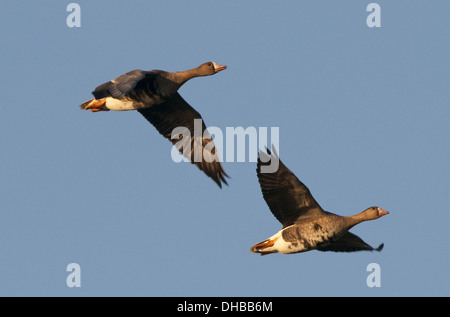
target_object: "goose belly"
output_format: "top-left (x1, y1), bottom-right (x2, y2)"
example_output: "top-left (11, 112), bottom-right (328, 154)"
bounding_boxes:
top-left (279, 223), bottom-right (342, 254)
top-left (104, 97), bottom-right (138, 111)
top-left (273, 231), bottom-right (310, 254)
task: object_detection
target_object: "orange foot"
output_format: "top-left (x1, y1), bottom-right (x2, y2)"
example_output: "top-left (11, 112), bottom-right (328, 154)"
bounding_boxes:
top-left (84, 98), bottom-right (109, 112)
top-left (251, 237), bottom-right (279, 255)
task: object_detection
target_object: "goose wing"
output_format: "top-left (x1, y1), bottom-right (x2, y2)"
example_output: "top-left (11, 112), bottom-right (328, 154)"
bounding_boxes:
top-left (317, 232), bottom-right (384, 252)
top-left (92, 70), bottom-right (157, 99)
top-left (138, 93), bottom-right (228, 188)
top-left (257, 147), bottom-right (325, 227)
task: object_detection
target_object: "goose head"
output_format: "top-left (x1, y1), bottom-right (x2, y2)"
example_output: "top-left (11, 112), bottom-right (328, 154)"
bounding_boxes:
top-left (197, 62), bottom-right (227, 76)
top-left (361, 206), bottom-right (389, 220)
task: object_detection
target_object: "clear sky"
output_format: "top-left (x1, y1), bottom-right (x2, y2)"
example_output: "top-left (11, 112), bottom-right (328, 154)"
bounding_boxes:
top-left (0, 1), bottom-right (448, 296)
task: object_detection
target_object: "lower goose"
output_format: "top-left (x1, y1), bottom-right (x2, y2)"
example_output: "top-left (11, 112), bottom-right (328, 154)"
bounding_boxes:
top-left (251, 147), bottom-right (389, 255)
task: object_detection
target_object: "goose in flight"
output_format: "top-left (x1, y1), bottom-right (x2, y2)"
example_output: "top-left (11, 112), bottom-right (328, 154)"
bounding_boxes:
top-left (80, 62), bottom-right (229, 187)
top-left (251, 147), bottom-right (388, 255)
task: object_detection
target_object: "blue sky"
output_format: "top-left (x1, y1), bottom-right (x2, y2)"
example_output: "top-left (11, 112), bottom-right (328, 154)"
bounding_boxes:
top-left (0, 1), bottom-right (448, 296)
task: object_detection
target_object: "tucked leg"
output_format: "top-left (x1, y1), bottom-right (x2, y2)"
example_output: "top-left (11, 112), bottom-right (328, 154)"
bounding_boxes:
top-left (84, 98), bottom-right (109, 112)
top-left (250, 237), bottom-right (279, 255)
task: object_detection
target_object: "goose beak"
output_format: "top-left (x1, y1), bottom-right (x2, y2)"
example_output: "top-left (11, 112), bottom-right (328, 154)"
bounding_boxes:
top-left (213, 63), bottom-right (227, 73)
top-left (378, 208), bottom-right (389, 216)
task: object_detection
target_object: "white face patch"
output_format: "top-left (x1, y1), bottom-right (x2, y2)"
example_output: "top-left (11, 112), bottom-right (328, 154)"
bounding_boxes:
top-left (211, 62), bottom-right (227, 73)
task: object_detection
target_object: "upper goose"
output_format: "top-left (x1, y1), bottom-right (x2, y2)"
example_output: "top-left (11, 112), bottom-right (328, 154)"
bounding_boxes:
top-left (251, 147), bottom-right (389, 255)
top-left (80, 62), bottom-right (229, 188)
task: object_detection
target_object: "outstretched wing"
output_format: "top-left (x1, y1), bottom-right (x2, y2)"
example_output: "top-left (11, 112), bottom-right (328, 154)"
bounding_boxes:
top-left (138, 93), bottom-right (229, 188)
top-left (317, 232), bottom-right (384, 252)
top-left (257, 147), bottom-right (325, 228)
top-left (92, 70), bottom-right (157, 99)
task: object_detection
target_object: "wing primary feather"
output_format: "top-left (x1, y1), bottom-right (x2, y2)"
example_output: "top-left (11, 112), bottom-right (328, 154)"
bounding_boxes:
top-left (138, 93), bottom-right (229, 188)
top-left (257, 147), bottom-right (325, 227)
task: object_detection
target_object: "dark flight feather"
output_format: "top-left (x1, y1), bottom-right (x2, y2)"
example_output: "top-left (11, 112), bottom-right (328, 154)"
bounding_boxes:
top-left (138, 93), bottom-right (228, 187)
top-left (257, 148), bottom-right (325, 227)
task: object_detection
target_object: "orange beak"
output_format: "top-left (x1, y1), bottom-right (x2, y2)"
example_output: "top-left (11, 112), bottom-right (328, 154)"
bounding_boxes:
top-left (213, 63), bottom-right (227, 72)
top-left (378, 208), bottom-right (389, 216)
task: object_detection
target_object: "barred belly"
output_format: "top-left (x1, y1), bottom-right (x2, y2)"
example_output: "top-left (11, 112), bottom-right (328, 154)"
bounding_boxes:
top-left (280, 222), bottom-right (343, 253)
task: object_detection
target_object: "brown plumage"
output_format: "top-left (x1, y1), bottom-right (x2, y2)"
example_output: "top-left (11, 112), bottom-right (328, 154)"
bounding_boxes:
top-left (251, 147), bottom-right (389, 255)
top-left (79, 62), bottom-right (229, 187)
